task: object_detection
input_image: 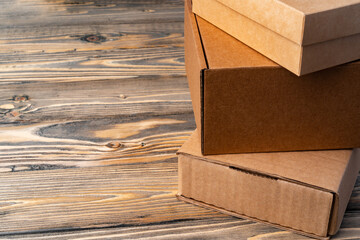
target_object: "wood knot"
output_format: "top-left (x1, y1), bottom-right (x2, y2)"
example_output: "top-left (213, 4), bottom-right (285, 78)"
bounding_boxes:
top-left (12, 95), bottom-right (30, 103)
top-left (5, 111), bottom-right (20, 118)
top-left (80, 34), bottom-right (106, 43)
top-left (119, 94), bottom-right (127, 100)
top-left (106, 142), bottom-right (124, 149)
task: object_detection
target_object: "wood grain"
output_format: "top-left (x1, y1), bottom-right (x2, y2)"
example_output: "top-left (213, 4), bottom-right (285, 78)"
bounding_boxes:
top-left (0, 0), bottom-right (359, 239)
top-left (0, 167), bottom-right (359, 239)
top-left (0, 0), bottom-right (191, 172)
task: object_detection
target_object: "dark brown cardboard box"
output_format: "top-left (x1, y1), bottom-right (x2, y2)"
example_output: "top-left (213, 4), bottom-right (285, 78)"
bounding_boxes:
top-left (177, 130), bottom-right (360, 239)
top-left (184, 0), bottom-right (360, 155)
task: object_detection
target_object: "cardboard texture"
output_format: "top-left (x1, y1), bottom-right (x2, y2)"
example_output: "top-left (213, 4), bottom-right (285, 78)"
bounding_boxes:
top-left (184, 0), bottom-right (360, 155)
top-left (184, 0), bottom-right (207, 131)
top-left (216, 0), bottom-right (360, 45)
top-left (192, 0), bottom-right (360, 75)
top-left (177, 130), bottom-right (360, 239)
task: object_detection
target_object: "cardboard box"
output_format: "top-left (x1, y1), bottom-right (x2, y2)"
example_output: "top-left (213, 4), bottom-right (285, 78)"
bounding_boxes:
top-left (177, 130), bottom-right (360, 239)
top-left (192, 0), bottom-right (360, 75)
top-left (185, 0), bottom-right (360, 155)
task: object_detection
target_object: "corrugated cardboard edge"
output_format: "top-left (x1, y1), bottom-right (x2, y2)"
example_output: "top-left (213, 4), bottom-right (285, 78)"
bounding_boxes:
top-left (329, 149), bottom-right (360, 234)
top-left (184, 0), bottom-right (207, 133)
top-left (299, 15), bottom-right (306, 73)
top-left (200, 68), bottom-right (205, 155)
top-left (176, 194), bottom-right (330, 240)
top-left (184, 0), bottom-right (208, 154)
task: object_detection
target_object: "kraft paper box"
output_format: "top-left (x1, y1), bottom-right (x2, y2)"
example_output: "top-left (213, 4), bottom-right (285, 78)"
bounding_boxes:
top-left (184, 0), bottom-right (360, 155)
top-left (192, 0), bottom-right (360, 76)
top-left (177, 130), bottom-right (360, 239)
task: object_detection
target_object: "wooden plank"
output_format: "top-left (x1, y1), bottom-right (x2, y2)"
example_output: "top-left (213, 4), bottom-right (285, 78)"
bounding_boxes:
top-left (0, 75), bottom-right (191, 122)
top-left (0, 162), bottom-right (210, 233)
top-left (0, 113), bottom-right (195, 170)
top-left (0, 0), bottom-right (191, 172)
top-left (0, 164), bottom-right (359, 239)
top-left (0, 0), bottom-right (185, 86)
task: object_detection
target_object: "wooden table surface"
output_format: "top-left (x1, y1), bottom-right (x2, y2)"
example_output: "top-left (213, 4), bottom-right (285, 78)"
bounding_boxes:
top-left (0, 1), bottom-right (359, 239)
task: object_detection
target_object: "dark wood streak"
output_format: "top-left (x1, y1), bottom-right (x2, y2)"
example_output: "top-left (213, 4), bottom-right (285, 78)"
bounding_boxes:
top-left (0, 0), bottom-right (359, 239)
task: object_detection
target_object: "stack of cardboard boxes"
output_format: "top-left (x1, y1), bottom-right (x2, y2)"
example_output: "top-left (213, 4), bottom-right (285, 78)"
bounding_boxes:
top-left (177, 0), bottom-right (360, 239)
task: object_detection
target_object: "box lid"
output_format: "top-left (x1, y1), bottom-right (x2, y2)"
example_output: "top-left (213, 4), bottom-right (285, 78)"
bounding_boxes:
top-left (178, 130), bottom-right (360, 235)
top-left (193, 0), bottom-right (360, 75)
top-left (216, 0), bottom-right (360, 46)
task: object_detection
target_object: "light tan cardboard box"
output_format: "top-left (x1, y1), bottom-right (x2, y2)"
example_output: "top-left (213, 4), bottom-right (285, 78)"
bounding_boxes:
top-left (177, 130), bottom-right (360, 239)
top-left (184, 0), bottom-right (360, 155)
top-left (192, 0), bottom-right (360, 75)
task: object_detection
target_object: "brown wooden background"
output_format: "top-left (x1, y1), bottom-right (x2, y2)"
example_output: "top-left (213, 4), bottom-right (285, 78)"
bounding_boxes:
top-left (0, 0), bottom-right (359, 239)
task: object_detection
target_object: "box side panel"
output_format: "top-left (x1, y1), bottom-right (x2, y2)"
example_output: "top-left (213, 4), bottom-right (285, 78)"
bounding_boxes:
top-left (216, 0), bottom-right (304, 44)
top-left (192, 0), bottom-right (302, 75)
top-left (279, 0), bottom-right (360, 14)
top-left (329, 148), bottom-right (360, 235)
top-left (184, 0), bottom-right (207, 131)
top-left (301, 33), bottom-right (360, 75)
top-left (202, 65), bottom-right (360, 155)
top-left (303, 4), bottom-right (360, 45)
top-left (178, 154), bottom-right (333, 237)
top-left (180, 130), bottom-right (353, 195)
top-left (177, 195), bottom-right (330, 240)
